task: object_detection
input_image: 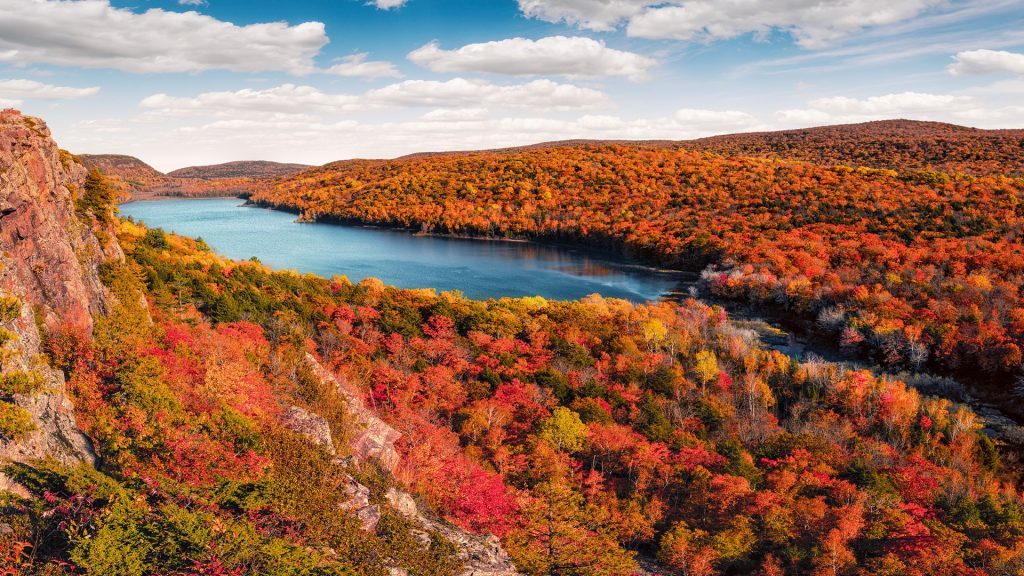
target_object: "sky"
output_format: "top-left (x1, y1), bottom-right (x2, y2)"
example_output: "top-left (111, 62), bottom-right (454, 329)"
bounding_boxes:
top-left (1, 0), bottom-right (1023, 171)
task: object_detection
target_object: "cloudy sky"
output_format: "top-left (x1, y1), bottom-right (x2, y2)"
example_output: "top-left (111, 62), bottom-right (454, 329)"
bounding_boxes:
top-left (1, 0), bottom-right (1023, 171)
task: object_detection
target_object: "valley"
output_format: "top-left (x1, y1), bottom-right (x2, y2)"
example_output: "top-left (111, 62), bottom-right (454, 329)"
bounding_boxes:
top-left (5, 117), bottom-right (1024, 576)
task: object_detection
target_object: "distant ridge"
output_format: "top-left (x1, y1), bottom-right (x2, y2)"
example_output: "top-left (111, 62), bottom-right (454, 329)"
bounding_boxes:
top-left (384, 119), bottom-right (1024, 177)
top-left (79, 155), bottom-right (315, 200)
top-left (167, 160), bottom-right (311, 180)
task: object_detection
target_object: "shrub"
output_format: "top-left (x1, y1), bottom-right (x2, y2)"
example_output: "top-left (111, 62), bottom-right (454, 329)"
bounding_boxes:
top-left (0, 295), bottom-right (21, 323)
top-left (0, 402), bottom-right (35, 440)
top-left (0, 370), bottom-right (45, 396)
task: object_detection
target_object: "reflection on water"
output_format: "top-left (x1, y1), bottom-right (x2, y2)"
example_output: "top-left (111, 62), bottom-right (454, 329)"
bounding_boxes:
top-left (121, 198), bottom-right (682, 302)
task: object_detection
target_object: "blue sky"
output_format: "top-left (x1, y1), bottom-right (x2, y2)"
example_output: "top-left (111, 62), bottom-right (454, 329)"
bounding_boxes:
top-left (1, 0), bottom-right (1022, 171)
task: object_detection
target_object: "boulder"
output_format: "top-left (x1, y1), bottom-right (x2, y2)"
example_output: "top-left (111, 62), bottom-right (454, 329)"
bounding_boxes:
top-left (281, 404), bottom-right (336, 455)
top-left (303, 353), bottom-right (401, 472)
top-left (383, 487), bottom-right (521, 576)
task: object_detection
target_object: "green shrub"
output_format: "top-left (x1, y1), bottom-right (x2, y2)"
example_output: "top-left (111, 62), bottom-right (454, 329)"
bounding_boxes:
top-left (0, 295), bottom-right (21, 323)
top-left (76, 168), bottom-right (118, 224)
top-left (0, 370), bottom-right (45, 396)
top-left (0, 402), bottom-right (35, 440)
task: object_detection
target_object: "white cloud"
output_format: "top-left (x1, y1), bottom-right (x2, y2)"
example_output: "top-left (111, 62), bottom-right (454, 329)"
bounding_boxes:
top-left (673, 108), bottom-right (759, 130)
top-left (0, 79), bottom-right (100, 105)
top-left (140, 85), bottom-right (361, 116)
top-left (364, 78), bottom-right (611, 110)
top-left (408, 36), bottom-right (656, 81)
top-left (516, 0), bottom-right (650, 32)
top-left (776, 91), bottom-right (985, 125)
top-left (74, 105), bottom-right (765, 170)
top-left (325, 53), bottom-right (402, 78)
top-left (139, 78), bottom-right (610, 118)
top-left (370, 0), bottom-right (408, 8)
top-left (421, 108), bottom-right (489, 122)
top-left (949, 49), bottom-right (1024, 76)
top-left (517, 0), bottom-right (942, 48)
top-left (0, 0), bottom-right (327, 74)
top-left (178, 0), bottom-right (206, 5)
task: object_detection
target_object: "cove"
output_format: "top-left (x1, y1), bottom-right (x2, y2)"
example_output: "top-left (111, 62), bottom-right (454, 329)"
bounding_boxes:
top-left (121, 198), bottom-right (684, 302)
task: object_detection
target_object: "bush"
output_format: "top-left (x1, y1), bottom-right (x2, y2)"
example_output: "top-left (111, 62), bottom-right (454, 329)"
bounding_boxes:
top-left (0, 402), bottom-right (35, 440)
top-left (0, 370), bottom-right (45, 396)
top-left (0, 295), bottom-right (21, 323)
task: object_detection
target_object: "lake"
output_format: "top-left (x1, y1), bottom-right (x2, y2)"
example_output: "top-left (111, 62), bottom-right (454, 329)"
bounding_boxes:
top-left (121, 198), bottom-right (684, 302)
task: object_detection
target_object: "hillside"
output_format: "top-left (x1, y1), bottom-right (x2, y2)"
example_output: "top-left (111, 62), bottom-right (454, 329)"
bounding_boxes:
top-left (684, 120), bottom-right (1024, 177)
top-left (389, 120), bottom-right (1024, 177)
top-left (78, 153), bottom-right (166, 198)
top-left (167, 160), bottom-right (310, 180)
top-left (79, 155), bottom-right (308, 200)
top-left (7, 111), bottom-right (1024, 575)
top-left (254, 134), bottom-right (1024, 394)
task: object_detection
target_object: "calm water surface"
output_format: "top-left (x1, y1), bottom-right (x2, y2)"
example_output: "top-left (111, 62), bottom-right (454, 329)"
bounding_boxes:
top-left (121, 198), bottom-right (683, 302)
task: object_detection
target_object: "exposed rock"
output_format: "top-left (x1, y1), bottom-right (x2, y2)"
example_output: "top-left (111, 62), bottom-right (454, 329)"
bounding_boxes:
top-left (386, 487), bottom-right (418, 518)
top-left (0, 111), bottom-right (114, 333)
top-left (281, 404), bottom-right (336, 455)
top-left (340, 475), bottom-right (380, 531)
top-left (303, 353), bottom-right (401, 473)
top-left (383, 487), bottom-right (521, 576)
top-left (0, 111), bottom-right (106, 477)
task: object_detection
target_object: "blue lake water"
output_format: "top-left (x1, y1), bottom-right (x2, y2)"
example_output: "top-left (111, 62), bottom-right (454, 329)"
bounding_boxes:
top-left (121, 198), bottom-right (683, 302)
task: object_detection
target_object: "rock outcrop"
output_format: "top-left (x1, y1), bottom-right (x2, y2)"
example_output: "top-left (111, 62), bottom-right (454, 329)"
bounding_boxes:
top-left (386, 488), bottom-right (522, 576)
top-left (287, 361), bottom-right (521, 576)
top-left (281, 404), bottom-right (336, 455)
top-left (303, 353), bottom-right (401, 473)
top-left (0, 110), bottom-right (109, 479)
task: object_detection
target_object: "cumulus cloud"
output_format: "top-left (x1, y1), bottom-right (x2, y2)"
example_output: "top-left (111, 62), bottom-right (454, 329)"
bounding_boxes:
top-left (776, 91), bottom-right (981, 125)
top-left (364, 78), bottom-right (610, 110)
top-left (0, 79), bottom-right (100, 105)
top-left (516, 0), bottom-right (650, 32)
top-left (369, 0), bottom-right (408, 8)
top-left (517, 0), bottom-right (941, 48)
top-left (949, 49), bottom-right (1024, 76)
top-left (421, 108), bottom-right (489, 122)
top-left (80, 105), bottom-right (765, 169)
top-left (140, 85), bottom-right (361, 117)
top-left (408, 36), bottom-right (656, 81)
top-left (0, 0), bottom-right (327, 74)
top-left (139, 78), bottom-right (610, 118)
top-left (325, 53), bottom-right (402, 78)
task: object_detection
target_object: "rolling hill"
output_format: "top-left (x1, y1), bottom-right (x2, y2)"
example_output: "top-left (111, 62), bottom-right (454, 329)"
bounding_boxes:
top-left (253, 120), bottom-right (1024, 391)
top-left (78, 155), bottom-right (313, 200)
top-left (167, 160), bottom-right (310, 180)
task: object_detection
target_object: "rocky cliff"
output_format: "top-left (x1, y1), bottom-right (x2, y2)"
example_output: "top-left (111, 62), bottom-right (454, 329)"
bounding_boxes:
top-left (0, 110), bottom-right (109, 486)
top-left (288, 355), bottom-right (522, 576)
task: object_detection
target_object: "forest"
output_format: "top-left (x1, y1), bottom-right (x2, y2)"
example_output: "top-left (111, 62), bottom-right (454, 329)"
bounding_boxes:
top-left (250, 128), bottom-right (1024, 394)
top-left (4, 166), bottom-right (1024, 575)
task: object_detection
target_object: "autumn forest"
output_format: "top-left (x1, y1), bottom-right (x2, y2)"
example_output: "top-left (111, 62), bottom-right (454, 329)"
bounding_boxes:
top-left (2, 105), bottom-right (1024, 576)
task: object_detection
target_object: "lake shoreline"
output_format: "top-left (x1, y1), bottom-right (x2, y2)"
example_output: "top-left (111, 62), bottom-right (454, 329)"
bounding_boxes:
top-left (126, 197), bottom-right (1024, 461)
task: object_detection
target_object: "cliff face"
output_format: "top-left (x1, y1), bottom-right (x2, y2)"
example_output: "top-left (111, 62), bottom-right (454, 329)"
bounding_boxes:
top-left (0, 110), bottom-right (109, 477)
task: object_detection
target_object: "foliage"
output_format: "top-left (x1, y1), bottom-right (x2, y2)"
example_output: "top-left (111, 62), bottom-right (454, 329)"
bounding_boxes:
top-left (8, 212), bottom-right (1024, 575)
top-left (0, 402), bottom-right (35, 440)
top-left (251, 137), bottom-right (1024, 383)
top-left (76, 168), bottom-right (118, 224)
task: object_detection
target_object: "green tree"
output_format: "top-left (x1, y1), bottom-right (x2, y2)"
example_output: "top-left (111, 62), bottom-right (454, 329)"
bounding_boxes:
top-left (539, 407), bottom-right (588, 453)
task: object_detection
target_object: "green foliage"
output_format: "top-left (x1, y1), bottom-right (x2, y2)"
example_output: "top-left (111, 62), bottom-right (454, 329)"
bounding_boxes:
top-left (0, 402), bottom-right (35, 440)
top-left (0, 370), bottom-right (45, 396)
top-left (0, 295), bottom-right (21, 323)
top-left (77, 168), bottom-right (118, 224)
top-left (539, 407), bottom-right (588, 453)
top-left (142, 227), bottom-right (170, 250)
